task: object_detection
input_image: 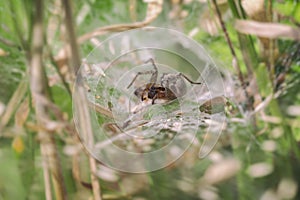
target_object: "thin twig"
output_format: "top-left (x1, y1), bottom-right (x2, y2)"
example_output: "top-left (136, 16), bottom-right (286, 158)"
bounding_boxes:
top-left (61, 0), bottom-right (102, 199)
top-left (267, 0), bottom-right (275, 88)
top-left (0, 78), bottom-right (27, 133)
top-left (41, 145), bottom-right (53, 200)
top-left (47, 46), bottom-right (72, 96)
top-left (212, 0), bottom-right (254, 113)
top-left (77, 0), bottom-right (162, 43)
top-left (89, 101), bottom-right (113, 118)
top-left (78, 21), bottom-right (154, 44)
top-left (211, 0), bottom-right (245, 87)
top-left (29, 0), bottom-right (67, 199)
top-left (61, 0), bottom-right (80, 75)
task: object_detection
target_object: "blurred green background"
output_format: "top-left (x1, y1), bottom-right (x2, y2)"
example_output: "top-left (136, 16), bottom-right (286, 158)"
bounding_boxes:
top-left (0, 0), bottom-right (300, 199)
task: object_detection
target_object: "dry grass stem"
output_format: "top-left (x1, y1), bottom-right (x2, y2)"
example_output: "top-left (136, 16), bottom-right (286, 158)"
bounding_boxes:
top-left (89, 101), bottom-right (113, 118)
top-left (212, 0), bottom-right (244, 84)
top-left (29, 0), bottom-right (67, 199)
top-left (42, 156), bottom-right (53, 200)
top-left (212, 0), bottom-right (252, 111)
top-left (129, 0), bottom-right (137, 21)
top-left (0, 78), bottom-right (27, 133)
top-left (61, 0), bottom-right (102, 199)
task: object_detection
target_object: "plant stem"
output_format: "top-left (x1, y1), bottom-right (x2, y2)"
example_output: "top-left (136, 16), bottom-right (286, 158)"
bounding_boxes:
top-left (61, 0), bottom-right (102, 199)
top-left (29, 0), bottom-right (67, 199)
top-left (267, 0), bottom-right (275, 88)
top-left (212, 0), bottom-right (255, 112)
top-left (0, 78), bottom-right (27, 133)
top-left (228, 0), bottom-right (258, 74)
top-left (212, 0), bottom-right (245, 86)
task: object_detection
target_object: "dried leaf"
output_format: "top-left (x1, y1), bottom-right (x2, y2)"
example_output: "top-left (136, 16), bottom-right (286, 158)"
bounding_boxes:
top-left (15, 97), bottom-right (29, 127)
top-left (199, 96), bottom-right (227, 114)
top-left (12, 136), bottom-right (25, 154)
top-left (277, 178), bottom-right (298, 199)
top-left (199, 10), bottom-right (220, 36)
top-left (262, 140), bottom-right (277, 152)
top-left (260, 189), bottom-right (279, 200)
top-left (287, 105), bottom-right (300, 116)
top-left (241, 0), bottom-right (266, 21)
top-left (144, 0), bottom-right (163, 22)
top-left (0, 48), bottom-right (9, 56)
top-left (176, 179), bottom-right (194, 192)
top-left (199, 1), bottom-right (228, 36)
top-left (120, 174), bottom-right (149, 195)
top-left (96, 165), bottom-right (119, 182)
top-left (235, 20), bottom-right (300, 41)
top-left (247, 162), bottom-right (273, 178)
top-left (203, 159), bottom-right (241, 184)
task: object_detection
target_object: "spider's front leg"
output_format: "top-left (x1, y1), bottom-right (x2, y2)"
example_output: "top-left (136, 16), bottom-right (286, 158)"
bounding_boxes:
top-left (177, 73), bottom-right (202, 85)
top-left (127, 70), bottom-right (155, 89)
top-left (127, 58), bottom-right (159, 89)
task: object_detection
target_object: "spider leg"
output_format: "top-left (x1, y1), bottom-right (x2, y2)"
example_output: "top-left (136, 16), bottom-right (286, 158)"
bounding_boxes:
top-left (127, 70), bottom-right (154, 89)
top-left (127, 58), bottom-right (159, 89)
top-left (178, 73), bottom-right (202, 85)
top-left (151, 93), bottom-right (158, 105)
top-left (145, 58), bottom-right (158, 84)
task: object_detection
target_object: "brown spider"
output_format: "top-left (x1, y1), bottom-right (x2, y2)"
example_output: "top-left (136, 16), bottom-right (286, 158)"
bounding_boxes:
top-left (127, 58), bottom-right (201, 105)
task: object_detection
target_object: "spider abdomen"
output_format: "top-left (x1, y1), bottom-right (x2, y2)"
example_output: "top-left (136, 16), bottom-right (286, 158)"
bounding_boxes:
top-left (161, 74), bottom-right (187, 98)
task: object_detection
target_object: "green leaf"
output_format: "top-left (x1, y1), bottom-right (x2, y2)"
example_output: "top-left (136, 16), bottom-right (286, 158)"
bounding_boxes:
top-left (293, 3), bottom-right (300, 22)
top-left (274, 1), bottom-right (295, 16)
top-left (0, 149), bottom-right (26, 199)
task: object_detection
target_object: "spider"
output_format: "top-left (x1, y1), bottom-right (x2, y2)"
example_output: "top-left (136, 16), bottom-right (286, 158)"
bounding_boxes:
top-left (127, 58), bottom-right (201, 105)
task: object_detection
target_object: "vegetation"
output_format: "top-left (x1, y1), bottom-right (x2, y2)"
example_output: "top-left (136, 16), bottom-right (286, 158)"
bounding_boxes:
top-left (0, 0), bottom-right (299, 199)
